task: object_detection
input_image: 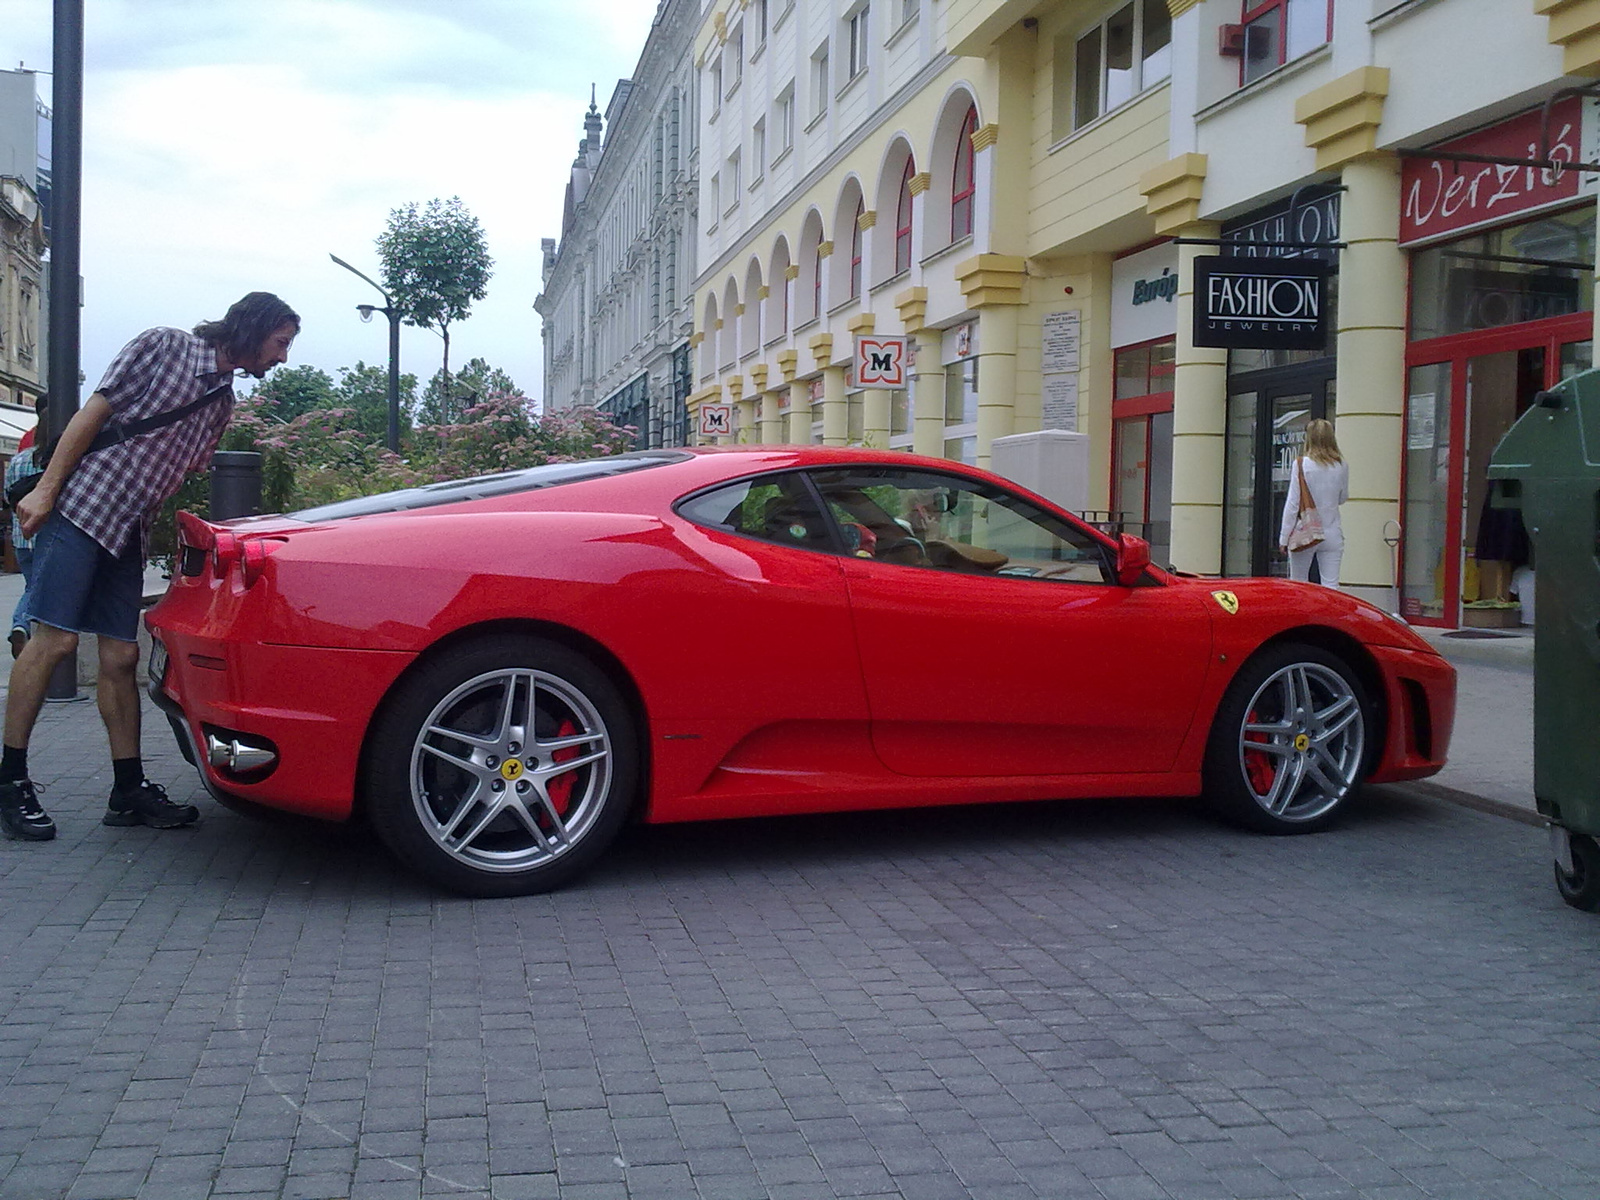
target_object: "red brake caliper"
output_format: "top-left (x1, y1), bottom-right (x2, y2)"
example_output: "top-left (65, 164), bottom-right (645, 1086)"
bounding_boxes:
top-left (1243, 706), bottom-right (1275, 795)
top-left (546, 719), bottom-right (580, 816)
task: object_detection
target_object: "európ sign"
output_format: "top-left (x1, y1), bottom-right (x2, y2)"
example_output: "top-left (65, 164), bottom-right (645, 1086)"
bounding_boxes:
top-left (1191, 256), bottom-right (1329, 351)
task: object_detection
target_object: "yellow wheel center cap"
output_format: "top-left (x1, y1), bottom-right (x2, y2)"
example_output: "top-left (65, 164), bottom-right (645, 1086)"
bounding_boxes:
top-left (1293, 733), bottom-right (1310, 753)
top-left (500, 759), bottom-right (524, 781)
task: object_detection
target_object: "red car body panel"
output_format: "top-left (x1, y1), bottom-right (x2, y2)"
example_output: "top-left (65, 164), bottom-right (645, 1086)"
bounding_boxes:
top-left (144, 447), bottom-right (1456, 827)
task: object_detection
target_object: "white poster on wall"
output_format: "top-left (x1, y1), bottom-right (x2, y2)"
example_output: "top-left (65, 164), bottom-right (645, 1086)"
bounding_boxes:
top-left (1041, 310), bottom-right (1081, 373)
top-left (1041, 375), bottom-right (1079, 432)
top-left (1040, 310), bottom-right (1081, 432)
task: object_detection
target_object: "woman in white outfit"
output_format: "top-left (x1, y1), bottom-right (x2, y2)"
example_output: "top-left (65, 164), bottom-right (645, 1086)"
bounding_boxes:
top-left (1278, 418), bottom-right (1348, 588)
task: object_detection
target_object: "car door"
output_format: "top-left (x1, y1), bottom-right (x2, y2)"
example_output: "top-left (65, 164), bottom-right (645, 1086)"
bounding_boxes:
top-left (671, 471), bottom-right (867, 726)
top-left (807, 465), bottom-right (1213, 779)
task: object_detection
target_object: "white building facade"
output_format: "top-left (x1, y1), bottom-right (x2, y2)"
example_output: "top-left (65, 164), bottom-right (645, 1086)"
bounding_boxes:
top-left (537, 0), bottom-right (703, 448)
top-left (0, 68), bottom-right (48, 416)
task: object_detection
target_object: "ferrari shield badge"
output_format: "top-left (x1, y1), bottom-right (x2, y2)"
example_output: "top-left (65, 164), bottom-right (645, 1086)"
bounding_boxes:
top-left (1211, 590), bottom-right (1239, 615)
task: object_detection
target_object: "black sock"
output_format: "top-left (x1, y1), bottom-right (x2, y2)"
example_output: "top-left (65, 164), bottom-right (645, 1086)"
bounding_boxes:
top-left (112, 758), bottom-right (143, 792)
top-left (1, 745), bottom-right (27, 784)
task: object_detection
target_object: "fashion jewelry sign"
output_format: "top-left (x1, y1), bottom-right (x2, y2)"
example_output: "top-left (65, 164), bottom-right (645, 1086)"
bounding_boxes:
top-left (1191, 256), bottom-right (1329, 350)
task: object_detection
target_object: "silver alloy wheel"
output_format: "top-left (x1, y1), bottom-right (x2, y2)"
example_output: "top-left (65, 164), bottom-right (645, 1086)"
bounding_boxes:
top-left (409, 667), bottom-right (613, 875)
top-left (1235, 660), bottom-right (1365, 823)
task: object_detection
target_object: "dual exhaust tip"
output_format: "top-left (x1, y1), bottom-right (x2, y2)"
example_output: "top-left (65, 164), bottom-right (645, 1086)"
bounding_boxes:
top-left (206, 732), bottom-right (277, 775)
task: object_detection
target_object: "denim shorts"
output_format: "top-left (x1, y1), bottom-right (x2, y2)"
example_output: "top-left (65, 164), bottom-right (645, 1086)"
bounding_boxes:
top-left (25, 514), bottom-right (144, 643)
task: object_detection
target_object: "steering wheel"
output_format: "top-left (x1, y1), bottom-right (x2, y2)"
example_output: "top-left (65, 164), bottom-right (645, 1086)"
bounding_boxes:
top-left (876, 535), bottom-right (928, 565)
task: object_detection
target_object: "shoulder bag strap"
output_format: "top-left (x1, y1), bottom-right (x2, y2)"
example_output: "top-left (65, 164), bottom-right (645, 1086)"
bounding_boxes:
top-left (82, 382), bottom-right (232, 456)
top-left (1297, 456), bottom-right (1311, 516)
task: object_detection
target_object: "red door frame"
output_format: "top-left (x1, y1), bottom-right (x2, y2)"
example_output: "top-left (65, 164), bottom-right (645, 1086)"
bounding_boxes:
top-left (1402, 311), bottom-right (1591, 626)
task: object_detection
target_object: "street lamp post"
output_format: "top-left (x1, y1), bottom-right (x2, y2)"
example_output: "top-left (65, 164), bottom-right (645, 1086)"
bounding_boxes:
top-left (329, 253), bottom-right (401, 454)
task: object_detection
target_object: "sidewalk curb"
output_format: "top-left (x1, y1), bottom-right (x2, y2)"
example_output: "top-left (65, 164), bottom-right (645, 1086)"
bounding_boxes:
top-left (1397, 779), bottom-right (1544, 827)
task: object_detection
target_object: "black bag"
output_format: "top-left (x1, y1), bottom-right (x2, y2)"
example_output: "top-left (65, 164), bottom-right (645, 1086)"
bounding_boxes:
top-left (5, 444), bottom-right (49, 510)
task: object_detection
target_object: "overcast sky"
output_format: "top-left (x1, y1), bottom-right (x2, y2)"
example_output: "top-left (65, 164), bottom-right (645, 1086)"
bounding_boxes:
top-left (0, 0), bottom-right (658, 407)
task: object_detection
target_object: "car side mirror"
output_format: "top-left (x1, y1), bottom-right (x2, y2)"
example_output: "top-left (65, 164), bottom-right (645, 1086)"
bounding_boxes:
top-left (1114, 533), bottom-right (1151, 586)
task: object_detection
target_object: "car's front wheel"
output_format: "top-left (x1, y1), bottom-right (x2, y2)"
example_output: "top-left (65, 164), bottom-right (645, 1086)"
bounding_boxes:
top-left (1203, 642), bottom-right (1370, 834)
top-left (364, 635), bottom-right (639, 896)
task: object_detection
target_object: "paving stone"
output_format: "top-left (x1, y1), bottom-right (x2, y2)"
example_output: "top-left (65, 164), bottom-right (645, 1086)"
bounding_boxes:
top-left (3, 703), bottom-right (1600, 1198)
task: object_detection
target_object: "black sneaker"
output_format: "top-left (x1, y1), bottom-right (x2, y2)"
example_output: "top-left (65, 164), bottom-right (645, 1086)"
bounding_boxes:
top-left (103, 780), bottom-right (199, 829)
top-left (0, 778), bottom-right (56, 841)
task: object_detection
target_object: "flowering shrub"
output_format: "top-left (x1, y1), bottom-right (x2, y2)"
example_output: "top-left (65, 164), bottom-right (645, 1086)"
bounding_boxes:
top-left (149, 390), bottom-right (636, 563)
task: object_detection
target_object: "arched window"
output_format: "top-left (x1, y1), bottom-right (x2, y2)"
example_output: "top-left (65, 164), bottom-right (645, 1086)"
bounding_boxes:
top-left (894, 158), bottom-right (915, 275)
top-left (814, 242), bottom-right (824, 315)
top-left (951, 105), bottom-right (977, 241)
top-left (849, 198), bottom-right (865, 299)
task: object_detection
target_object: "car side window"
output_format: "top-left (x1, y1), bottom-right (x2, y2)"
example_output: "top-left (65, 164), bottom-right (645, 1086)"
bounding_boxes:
top-left (808, 467), bottom-right (1112, 583)
top-left (676, 473), bottom-right (838, 552)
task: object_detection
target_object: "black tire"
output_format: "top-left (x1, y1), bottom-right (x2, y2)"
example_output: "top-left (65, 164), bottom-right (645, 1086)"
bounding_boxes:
top-left (1554, 832), bottom-right (1600, 913)
top-left (1203, 642), bottom-right (1371, 834)
top-left (364, 635), bottom-right (639, 897)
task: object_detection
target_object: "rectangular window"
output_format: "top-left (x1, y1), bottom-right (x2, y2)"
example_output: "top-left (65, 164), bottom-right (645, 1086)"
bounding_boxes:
top-left (1072, 0), bottom-right (1172, 131)
top-left (729, 26), bottom-right (744, 89)
top-left (847, 5), bottom-right (870, 79)
top-left (752, 118), bottom-right (766, 182)
top-left (776, 85), bottom-right (796, 151)
top-left (899, 0), bottom-right (917, 26)
top-left (811, 43), bottom-right (829, 119)
top-left (710, 59), bottom-right (723, 115)
top-left (1241, 0), bottom-right (1329, 84)
top-left (726, 151), bottom-right (741, 212)
top-left (756, 0), bottom-right (769, 43)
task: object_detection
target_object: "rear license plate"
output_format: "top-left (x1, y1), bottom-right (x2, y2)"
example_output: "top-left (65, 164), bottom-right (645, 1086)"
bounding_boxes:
top-left (148, 638), bottom-right (168, 686)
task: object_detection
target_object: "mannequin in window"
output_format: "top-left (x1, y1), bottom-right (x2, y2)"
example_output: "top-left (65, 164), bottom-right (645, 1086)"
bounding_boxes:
top-left (1473, 494), bottom-right (1529, 604)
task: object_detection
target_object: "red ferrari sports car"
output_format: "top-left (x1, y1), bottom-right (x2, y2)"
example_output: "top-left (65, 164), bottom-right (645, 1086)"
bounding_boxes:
top-left (145, 447), bottom-right (1455, 896)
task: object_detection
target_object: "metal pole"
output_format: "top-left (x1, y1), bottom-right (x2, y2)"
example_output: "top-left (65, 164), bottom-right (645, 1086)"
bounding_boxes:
top-left (387, 308), bottom-right (401, 453)
top-left (328, 253), bottom-right (402, 454)
top-left (45, 0), bottom-right (83, 704)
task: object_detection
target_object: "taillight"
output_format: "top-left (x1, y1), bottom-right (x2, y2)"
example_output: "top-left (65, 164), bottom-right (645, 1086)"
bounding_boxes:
top-left (211, 531), bottom-right (242, 574)
top-left (240, 538), bottom-right (285, 587)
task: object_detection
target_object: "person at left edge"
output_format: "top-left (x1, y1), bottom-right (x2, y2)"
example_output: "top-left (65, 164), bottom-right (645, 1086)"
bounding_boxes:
top-left (0, 293), bottom-right (299, 842)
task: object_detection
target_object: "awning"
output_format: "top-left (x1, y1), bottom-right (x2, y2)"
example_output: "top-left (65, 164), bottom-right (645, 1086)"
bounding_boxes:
top-left (0, 404), bottom-right (38, 456)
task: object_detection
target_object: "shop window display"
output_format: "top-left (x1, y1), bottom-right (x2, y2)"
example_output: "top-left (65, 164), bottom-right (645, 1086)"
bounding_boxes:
top-left (1409, 206), bottom-right (1595, 342)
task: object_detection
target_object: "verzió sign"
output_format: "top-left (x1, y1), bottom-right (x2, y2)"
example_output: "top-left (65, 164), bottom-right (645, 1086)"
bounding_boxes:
top-left (1192, 256), bottom-right (1329, 350)
top-left (1400, 97), bottom-right (1598, 246)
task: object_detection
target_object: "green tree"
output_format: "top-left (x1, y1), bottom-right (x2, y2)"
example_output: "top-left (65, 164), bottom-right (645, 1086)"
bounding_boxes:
top-left (249, 364), bottom-right (335, 422)
top-left (417, 357), bottom-right (520, 426)
top-left (375, 196), bottom-right (493, 389)
top-left (335, 361), bottom-right (419, 442)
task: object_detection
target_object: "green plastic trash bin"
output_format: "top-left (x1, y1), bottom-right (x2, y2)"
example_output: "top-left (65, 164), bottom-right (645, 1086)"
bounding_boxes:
top-left (1487, 373), bottom-right (1600, 912)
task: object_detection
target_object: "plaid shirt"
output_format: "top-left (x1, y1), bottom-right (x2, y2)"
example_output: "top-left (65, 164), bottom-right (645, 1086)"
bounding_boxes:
top-left (58, 327), bottom-right (236, 556)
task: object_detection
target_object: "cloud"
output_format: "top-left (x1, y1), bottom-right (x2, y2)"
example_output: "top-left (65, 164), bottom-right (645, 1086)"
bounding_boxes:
top-left (0, 0), bottom-right (661, 403)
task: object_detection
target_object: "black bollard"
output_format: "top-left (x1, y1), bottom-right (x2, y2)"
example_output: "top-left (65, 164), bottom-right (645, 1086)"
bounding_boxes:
top-left (210, 451), bottom-right (263, 520)
top-left (44, 652), bottom-right (78, 702)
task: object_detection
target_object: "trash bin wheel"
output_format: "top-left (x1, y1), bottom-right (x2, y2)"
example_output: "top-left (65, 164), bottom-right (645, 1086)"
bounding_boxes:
top-left (1554, 832), bottom-right (1600, 913)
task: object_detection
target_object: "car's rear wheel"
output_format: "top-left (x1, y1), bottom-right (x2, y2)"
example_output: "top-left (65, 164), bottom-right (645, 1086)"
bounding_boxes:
top-left (1203, 642), bottom-right (1370, 834)
top-left (365, 635), bottom-right (638, 896)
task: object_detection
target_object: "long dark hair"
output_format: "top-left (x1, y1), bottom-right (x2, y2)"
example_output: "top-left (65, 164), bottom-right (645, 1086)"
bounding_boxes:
top-left (194, 292), bottom-right (300, 362)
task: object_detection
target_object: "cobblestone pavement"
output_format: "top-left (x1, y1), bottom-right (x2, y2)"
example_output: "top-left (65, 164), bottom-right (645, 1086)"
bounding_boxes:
top-left (2, 695), bottom-right (1598, 1200)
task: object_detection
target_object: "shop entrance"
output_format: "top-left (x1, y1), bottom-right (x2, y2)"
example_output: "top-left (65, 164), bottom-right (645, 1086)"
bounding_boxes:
top-left (1223, 361), bottom-right (1337, 579)
top-left (1401, 315), bottom-right (1593, 624)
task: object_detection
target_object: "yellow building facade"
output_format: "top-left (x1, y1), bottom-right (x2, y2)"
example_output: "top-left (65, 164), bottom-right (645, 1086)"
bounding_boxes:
top-left (689, 0), bottom-right (1600, 623)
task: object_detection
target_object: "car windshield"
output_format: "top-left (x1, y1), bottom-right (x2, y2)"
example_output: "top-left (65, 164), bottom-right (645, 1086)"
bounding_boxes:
top-left (290, 451), bottom-right (691, 521)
